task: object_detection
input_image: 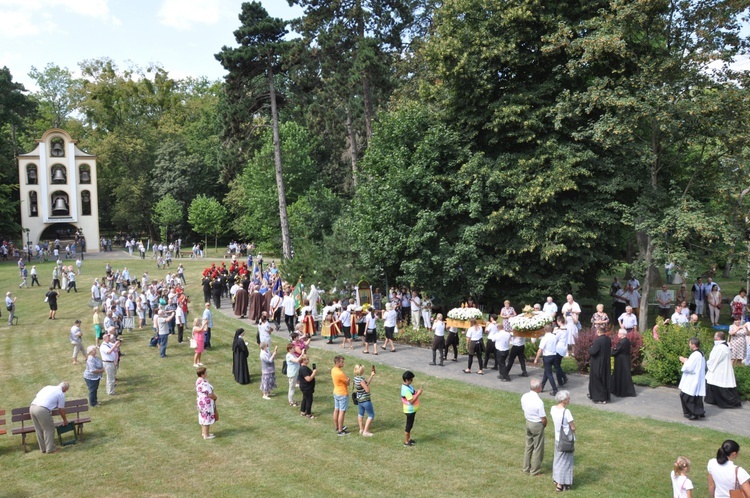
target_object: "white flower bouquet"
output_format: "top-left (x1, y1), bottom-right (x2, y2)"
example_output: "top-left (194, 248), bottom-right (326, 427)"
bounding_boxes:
top-left (447, 307), bottom-right (484, 321)
top-left (508, 309), bottom-right (553, 334)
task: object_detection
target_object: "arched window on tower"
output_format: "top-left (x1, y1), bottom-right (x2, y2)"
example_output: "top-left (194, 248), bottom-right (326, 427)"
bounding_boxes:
top-left (79, 164), bottom-right (91, 184)
top-left (81, 190), bottom-right (91, 216)
top-left (51, 164), bottom-right (67, 184)
top-left (51, 191), bottom-right (69, 216)
top-left (29, 191), bottom-right (38, 217)
top-left (50, 137), bottom-right (65, 157)
top-left (26, 164), bottom-right (38, 185)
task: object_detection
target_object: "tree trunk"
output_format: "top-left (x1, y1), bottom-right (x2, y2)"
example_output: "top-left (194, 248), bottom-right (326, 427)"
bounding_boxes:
top-left (355, 0), bottom-right (373, 143)
top-left (362, 76), bottom-right (373, 143)
top-left (346, 106), bottom-right (358, 188)
top-left (268, 57), bottom-right (292, 261)
top-left (636, 231), bottom-right (657, 332)
top-left (722, 249), bottom-right (734, 278)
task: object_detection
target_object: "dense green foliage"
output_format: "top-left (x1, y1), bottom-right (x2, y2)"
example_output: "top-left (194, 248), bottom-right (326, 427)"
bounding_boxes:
top-left (642, 324), bottom-right (716, 385)
top-left (187, 195), bottom-right (227, 252)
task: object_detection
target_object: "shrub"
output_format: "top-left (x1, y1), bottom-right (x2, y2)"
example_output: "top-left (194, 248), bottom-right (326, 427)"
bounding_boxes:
top-left (642, 324), bottom-right (715, 385)
top-left (632, 374), bottom-right (661, 388)
top-left (393, 325), bottom-right (433, 348)
top-left (735, 366), bottom-right (750, 401)
top-left (625, 330), bottom-right (644, 374)
top-left (524, 337), bottom-right (540, 360)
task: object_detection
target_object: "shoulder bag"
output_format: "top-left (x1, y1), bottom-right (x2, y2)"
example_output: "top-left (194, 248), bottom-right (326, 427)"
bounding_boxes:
top-left (730, 466), bottom-right (749, 498)
top-left (557, 409), bottom-right (575, 453)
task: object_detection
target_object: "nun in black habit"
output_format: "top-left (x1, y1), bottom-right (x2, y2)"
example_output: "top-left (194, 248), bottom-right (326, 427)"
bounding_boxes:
top-left (232, 328), bottom-right (251, 384)
top-left (610, 328), bottom-right (636, 397)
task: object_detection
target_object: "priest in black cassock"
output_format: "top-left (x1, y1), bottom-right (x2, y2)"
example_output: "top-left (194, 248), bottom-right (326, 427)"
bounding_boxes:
top-left (588, 327), bottom-right (612, 403)
top-left (610, 329), bottom-right (636, 397)
top-left (232, 328), bottom-right (251, 385)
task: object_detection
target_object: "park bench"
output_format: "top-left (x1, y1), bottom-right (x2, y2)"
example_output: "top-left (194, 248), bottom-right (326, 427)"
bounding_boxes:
top-left (0, 409), bottom-right (6, 435)
top-left (11, 398), bottom-right (91, 452)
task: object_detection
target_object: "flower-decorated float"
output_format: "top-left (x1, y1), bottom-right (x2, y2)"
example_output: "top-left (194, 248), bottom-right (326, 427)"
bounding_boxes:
top-left (446, 304), bottom-right (485, 329)
top-left (507, 305), bottom-right (553, 338)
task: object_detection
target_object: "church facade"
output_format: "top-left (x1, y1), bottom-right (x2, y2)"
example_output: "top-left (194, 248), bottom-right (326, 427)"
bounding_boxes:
top-left (17, 128), bottom-right (100, 253)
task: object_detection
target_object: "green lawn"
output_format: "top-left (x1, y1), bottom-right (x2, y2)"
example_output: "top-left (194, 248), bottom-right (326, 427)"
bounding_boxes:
top-left (0, 254), bottom-right (747, 497)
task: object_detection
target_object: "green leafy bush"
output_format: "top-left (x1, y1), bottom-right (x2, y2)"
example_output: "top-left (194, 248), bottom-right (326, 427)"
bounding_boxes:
top-left (632, 374), bottom-right (661, 388)
top-left (734, 366), bottom-right (750, 401)
top-left (642, 324), bottom-right (715, 385)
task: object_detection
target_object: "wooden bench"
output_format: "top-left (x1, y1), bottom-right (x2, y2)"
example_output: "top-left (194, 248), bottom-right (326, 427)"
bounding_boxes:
top-left (11, 398), bottom-right (91, 452)
top-left (0, 409), bottom-right (6, 436)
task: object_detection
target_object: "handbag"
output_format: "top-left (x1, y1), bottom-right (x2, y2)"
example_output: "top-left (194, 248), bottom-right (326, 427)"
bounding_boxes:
top-left (282, 360), bottom-right (288, 375)
top-left (352, 391), bottom-right (359, 405)
top-left (44, 296), bottom-right (49, 303)
top-left (730, 466), bottom-right (749, 498)
top-left (557, 409), bottom-right (575, 453)
top-left (190, 338), bottom-right (197, 349)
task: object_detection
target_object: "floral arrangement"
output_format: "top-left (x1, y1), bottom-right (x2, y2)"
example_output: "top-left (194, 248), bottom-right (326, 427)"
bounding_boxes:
top-left (447, 307), bottom-right (484, 321)
top-left (508, 305), bottom-right (554, 332)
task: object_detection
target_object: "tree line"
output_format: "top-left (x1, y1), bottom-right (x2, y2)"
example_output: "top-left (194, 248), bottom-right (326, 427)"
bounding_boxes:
top-left (1, 0), bottom-right (749, 324)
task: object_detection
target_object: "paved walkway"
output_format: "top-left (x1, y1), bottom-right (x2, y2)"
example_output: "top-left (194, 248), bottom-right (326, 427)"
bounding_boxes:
top-left (75, 251), bottom-right (750, 438)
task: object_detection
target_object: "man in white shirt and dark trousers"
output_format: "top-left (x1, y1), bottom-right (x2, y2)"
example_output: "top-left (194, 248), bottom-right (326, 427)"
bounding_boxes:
top-left (30, 382), bottom-right (69, 453)
top-left (483, 315), bottom-right (498, 370)
top-left (533, 324), bottom-right (559, 396)
top-left (506, 333), bottom-right (528, 377)
top-left (282, 290), bottom-right (296, 333)
top-left (491, 319), bottom-right (512, 381)
top-left (521, 379), bottom-right (547, 476)
top-left (270, 292), bottom-right (283, 330)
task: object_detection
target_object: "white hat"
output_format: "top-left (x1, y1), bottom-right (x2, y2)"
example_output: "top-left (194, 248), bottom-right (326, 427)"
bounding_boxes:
top-left (347, 304), bottom-right (355, 312)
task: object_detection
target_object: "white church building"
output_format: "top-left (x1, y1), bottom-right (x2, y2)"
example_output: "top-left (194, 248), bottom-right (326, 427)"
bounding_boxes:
top-left (17, 128), bottom-right (100, 253)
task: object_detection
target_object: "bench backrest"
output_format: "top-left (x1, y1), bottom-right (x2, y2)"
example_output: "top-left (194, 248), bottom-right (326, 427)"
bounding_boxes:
top-left (12, 399), bottom-right (89, 424)
top-left (11, 407), bottom-right (31, 424)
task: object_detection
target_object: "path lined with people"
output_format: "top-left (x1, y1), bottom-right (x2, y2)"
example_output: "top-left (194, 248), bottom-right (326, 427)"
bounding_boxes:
top-left (106, 250), bottom-right (748, 438)
top-left (213, 305), bottom-right (750, 438)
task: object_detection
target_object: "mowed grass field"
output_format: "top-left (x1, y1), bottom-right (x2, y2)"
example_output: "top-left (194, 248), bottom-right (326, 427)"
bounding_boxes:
top-left (0, 254), bottom-right (748, 497)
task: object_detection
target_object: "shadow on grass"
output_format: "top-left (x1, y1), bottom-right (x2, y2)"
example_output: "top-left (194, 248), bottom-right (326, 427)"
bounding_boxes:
top-left (213, 426), bottom-right (256, 438)
top-left (570, 453), bottom-right (606, 489)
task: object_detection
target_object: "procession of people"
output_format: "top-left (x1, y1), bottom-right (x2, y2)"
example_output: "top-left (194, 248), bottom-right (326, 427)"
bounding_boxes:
top-left (8, 248), bottom-right (749, 496)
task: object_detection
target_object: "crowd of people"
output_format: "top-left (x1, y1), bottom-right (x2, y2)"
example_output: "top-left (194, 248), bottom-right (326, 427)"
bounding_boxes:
top-left (14, 256), bottom-right (750, 495)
